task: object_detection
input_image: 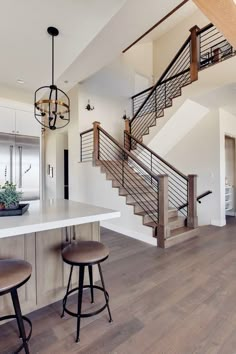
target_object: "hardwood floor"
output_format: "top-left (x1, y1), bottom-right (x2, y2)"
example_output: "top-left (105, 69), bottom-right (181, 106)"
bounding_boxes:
top-left (1, 222), bottom-right (236, 353)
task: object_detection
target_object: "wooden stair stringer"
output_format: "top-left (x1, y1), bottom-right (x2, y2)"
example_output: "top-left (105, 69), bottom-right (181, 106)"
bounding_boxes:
top-left (98, 159), bottom-right (198, 248)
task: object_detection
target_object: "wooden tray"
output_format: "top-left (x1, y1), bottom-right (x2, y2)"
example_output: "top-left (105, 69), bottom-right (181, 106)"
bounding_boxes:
top-left (0, 203), bottom-right (29, 217)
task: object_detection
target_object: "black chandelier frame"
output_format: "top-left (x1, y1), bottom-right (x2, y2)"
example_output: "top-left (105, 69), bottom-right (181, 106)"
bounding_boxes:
top-left (34, 26), bottom-right (70, 131)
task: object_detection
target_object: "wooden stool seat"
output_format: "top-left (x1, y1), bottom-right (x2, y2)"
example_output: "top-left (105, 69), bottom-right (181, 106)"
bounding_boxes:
top-left (61, 240), bottom-right (112, 343)
top-left (62, 241), bottom-right (109, 265)
top-left (0, 259), bottom-right (32, 294)
top-left (0, 259), bottom-right (32, 353)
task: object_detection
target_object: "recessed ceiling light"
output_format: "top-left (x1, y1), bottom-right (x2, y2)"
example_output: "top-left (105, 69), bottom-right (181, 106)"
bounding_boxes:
top-left (64, 80), bottom-right (69, 84)
top-left (17, 79), bottom-right (24, 84)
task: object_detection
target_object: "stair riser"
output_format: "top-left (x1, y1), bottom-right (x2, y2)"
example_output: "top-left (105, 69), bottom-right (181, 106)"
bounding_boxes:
top-left (143, 213), bottom-right (183, 225)
top-left (126, 193), bottom-right (157, 204)
top-left (112, 180), bottom-right (150, 191)
top-left (101, 167), bottom-right (141, 181)
top-left (143, 214), bottom-right (158, 224)
top-left (119, 186), bottom-right (155, 196)
top-left (168, 209), bottom-right (178, 218)
top-left (164, 229), bottom-right (198, 248)
top-left (167, 218), bottom-right (186, 232)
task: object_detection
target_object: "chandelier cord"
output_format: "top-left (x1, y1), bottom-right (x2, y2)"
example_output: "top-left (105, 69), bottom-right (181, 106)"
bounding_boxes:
top-left (52, 35), bottom-right (54, 86)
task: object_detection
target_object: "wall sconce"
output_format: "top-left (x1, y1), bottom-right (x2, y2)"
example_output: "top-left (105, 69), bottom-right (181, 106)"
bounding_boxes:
top-left (85, 99), bottom-right (94, 111)
top-left (122, 110), bottom-right (130, 120)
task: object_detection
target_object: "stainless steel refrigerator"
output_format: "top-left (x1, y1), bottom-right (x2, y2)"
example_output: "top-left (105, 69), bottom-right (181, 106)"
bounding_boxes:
top-left (0, 133), bottom-right (40, 201)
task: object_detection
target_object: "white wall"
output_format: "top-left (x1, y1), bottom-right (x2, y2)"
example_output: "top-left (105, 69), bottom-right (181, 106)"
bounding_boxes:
top-left (77, 162), bottom-right (155, 244)
top-left (149, 99), bottom-right (209, 156)
top-left (78, 58), bottom-right (132, 142)
top-left (123, 42), bottom-right (154, 91)
top-left (44, 66), bottom-right (131, 200)
top-left (165, 110), bottom-right (223, 226)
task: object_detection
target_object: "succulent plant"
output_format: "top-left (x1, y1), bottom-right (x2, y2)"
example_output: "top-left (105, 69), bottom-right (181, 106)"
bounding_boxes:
top-left (0, 182), bottom-right (22, 209)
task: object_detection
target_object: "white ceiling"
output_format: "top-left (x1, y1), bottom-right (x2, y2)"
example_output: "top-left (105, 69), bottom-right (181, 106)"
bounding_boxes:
top-left (0, 0), bottom-right (127, 92)
top-left (0, 0), bottom-right (188, 96)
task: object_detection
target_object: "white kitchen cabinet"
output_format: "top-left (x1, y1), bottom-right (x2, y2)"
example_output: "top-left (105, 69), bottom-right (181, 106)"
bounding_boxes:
top-left (0, 106), bottom-right (15, 134)
top-left (0, 106), bottom-right (40, 137)
top-left (15, 110), bottom-right (40, 137)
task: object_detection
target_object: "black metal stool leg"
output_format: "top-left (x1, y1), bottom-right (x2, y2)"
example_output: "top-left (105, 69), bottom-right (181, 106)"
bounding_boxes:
top-left (61, 265), bottom-right (73, 318)
top-left (11, 289), bottom-right (30, 354)
top-left (88, 265), bottom-right (94, 303)
top-left (98, 263), bottom-right (112, 323)
top-left (76, 266), bottom-right (85, 343)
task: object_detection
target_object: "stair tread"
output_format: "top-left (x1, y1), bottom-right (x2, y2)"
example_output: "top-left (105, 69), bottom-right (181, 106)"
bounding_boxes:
top-left (136, 208), bottom-right (178, 217)
top-left (169, 226), bottom-right (194, 237)
top-left (127, 198), bottom-right (157, 206)
top-left (143, 221), bottom-right (158, 228)
top-left (168, 216), bottom-right (185, 223)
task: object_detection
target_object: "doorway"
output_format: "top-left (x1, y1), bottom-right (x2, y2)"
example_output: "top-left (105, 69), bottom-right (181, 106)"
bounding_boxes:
top-left (64, 149), bottom-right (69, 200)
top-left (225, 135), bottom-right (235, 221)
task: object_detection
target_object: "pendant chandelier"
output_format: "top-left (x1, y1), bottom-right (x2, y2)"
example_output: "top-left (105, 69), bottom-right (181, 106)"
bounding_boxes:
top-left (34, 27), bottom-right (70, 130)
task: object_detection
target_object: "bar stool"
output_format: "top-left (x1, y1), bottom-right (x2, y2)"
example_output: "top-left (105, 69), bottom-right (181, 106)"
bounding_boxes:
top-left (0, 259), bottom-right (32, 354)
top-left (61, 241), bottom-right (112, 343)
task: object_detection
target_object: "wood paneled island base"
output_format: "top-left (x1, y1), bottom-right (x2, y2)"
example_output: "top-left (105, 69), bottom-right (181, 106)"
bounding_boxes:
top-left (0, 200), bottom-right (120, 317)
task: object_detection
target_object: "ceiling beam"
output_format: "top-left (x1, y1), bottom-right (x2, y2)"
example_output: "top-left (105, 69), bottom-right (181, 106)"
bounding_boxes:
top-left (193, 0), bottom-right (236, 47)
top-left (122, 0), bottom-right (189, 53)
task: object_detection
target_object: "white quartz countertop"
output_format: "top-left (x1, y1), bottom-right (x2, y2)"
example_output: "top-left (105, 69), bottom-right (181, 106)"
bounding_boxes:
top-left (0, 200), bottom-right (120, 239)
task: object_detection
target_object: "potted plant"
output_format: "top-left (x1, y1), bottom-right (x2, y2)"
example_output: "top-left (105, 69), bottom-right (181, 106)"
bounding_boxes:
top-left (0, 182), bottom-right (22, 210)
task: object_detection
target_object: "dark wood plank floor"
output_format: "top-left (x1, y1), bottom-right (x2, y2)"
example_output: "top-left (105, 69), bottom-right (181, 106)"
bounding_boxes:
top-left (1, 220), bottom-right (236, 353)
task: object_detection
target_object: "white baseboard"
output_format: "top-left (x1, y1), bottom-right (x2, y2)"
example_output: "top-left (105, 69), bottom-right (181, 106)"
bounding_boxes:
top-left (100, 221), bottom-right (157, 246)
top-left (211, 219), bottom-right (226, 227)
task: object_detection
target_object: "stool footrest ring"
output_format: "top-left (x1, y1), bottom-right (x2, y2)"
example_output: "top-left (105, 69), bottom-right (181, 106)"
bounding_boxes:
top-left (0, 314), bottom-right (32, 353)
top-left (62, 284), bottom-right (110, 319)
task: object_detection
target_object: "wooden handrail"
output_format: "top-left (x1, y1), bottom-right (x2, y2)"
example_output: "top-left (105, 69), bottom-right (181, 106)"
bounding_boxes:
top-left (80, 128), bottom-right (93, 136)
top-left (98, 126), bottom-right (160, 183)
top-left (130, 34), bottom-right (191, 123)
top-left (196, 23), bottom-right (213, 36)
top-left (124, 131), bottom-right (188, 181)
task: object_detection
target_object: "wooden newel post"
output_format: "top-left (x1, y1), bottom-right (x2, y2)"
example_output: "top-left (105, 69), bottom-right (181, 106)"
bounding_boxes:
top-left (189, 25), bottom-right (200, 82)
top-left (124, 119), bottom-right (131, 134)
top-left (157, 175), bottom-right (169, 248)
top-left (93, 121), bottom-right (101, 166)
top-left (124, 119), bottom-right (131, 151)
top-left (187, 174), bottom-right (198, 228)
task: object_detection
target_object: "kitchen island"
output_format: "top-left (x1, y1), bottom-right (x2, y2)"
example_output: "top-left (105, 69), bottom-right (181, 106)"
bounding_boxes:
top-left (0, 199), bottom-right (120, 316)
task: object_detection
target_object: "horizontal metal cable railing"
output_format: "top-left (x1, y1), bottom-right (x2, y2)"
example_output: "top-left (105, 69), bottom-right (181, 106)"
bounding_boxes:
top-left (198, 23), bottom-right (236, 70)
top-left (132, 86), bottom-right (153, 115)
top-left (130, 23), bottom-right (235, 142)
top-left (124, 131), bottom-right (188, 217)
top-left (130, 36), bottom-right (191, 141)
top-left (80, 128), bottom-right (93, 162)
top-left (98, 126), bottom-right (160, 224)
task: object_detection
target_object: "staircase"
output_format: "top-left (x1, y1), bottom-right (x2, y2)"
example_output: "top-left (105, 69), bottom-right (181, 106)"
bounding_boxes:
top-left (80, 123), bottom-right (198, 248)
top-left (129, 23), bottom-right (235, 143)
top-left (78, 22), bottom-right (231, 248)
